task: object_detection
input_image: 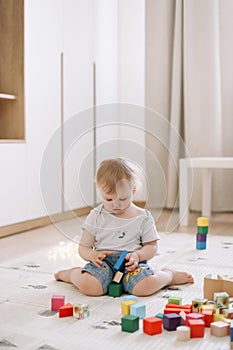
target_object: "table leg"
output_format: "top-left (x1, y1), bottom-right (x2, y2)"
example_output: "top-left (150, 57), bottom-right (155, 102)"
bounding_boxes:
top-left (179, 160), bottom-right (190, 225)
top-left (202, 168), bottom-right (212, 217)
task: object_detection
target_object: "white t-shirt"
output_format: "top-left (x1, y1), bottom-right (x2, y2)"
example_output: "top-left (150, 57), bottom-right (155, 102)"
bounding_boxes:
top-left (81, 204), bottom-right (160, 252)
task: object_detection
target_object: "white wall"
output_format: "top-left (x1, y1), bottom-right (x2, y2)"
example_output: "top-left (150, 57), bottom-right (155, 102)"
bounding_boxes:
top-left (0, 0), bottom-right (147, 227)
top-left (118, 0), bottom-right (146, 201)
top-left (62, 0), bottom-right (95, 211)
top-left (0, 0), bottom-right (63, 226)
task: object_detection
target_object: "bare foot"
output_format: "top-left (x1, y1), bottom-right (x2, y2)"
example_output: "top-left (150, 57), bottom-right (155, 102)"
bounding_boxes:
top-left (54, 267), bottom-right (82, 283)
top-left (163, 269), bottom-right (194, 285)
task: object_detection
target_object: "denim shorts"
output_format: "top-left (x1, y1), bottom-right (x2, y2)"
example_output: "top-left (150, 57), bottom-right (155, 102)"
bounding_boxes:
top-left (81, 252), bottom-right (154, 294)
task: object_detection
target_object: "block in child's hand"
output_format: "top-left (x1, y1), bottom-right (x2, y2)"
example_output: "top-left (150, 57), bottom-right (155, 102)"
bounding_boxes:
top-left (113, 250), bottom-right (128, 272)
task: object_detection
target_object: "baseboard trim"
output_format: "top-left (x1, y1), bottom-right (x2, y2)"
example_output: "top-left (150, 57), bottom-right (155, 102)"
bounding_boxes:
top-left (0, 207), bottom-right (92, 238)
top-left (0, 201), bottom-right (146, 239)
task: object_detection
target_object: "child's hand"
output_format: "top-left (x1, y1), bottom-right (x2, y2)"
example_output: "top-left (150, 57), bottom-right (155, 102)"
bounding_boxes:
top-left (125, 252), bottom-right (139, 272)
top-left (92, 250), bottom-right (113, 268)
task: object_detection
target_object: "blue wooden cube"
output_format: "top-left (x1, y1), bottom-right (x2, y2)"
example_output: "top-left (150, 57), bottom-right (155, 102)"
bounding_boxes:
top-left (163, 313), bottom-right (181, 331)
top-left (130, 302), bottom-right (146, 319)
top-left (196, 241), bottom-right (206, 250)
top-left (230, 321), bottom-right (233, 341)
top-left (122, 295), bottom-right (138, 302)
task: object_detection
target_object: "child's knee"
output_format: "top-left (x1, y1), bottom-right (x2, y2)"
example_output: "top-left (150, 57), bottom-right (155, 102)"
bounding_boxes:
top-left (132, 276), bottom-right (158, 296)
top-left (78, 272), bottom-right (104, 296)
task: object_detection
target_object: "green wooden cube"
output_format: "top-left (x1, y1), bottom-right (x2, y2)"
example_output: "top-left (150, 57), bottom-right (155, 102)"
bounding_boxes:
top-left (121, 315), bottom-right (139, 333)
top-left (197, 226), bottom-right (208, 234)
top-left (108, 283), bottom-right (123, 297)
top-left (155, 313), bottom-right (164, 319)
top-left (168, 297), bottom-right (182, 305)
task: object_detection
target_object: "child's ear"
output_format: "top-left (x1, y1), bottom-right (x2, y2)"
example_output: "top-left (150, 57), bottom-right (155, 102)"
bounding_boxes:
top-left (132, 186), bottom-right (136, 195)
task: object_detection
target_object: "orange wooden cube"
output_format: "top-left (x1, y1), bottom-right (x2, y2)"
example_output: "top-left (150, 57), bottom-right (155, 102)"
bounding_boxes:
top-left (164, 307), bottom-right (190, 315)
top-left (202, 309), bottom-right (214, 327)
top-left (143, 317), bottom-right (162, 335)
top-left (188, 319), bottom-right (205, 338)
top-left (166, 303), bottom-right (192, 311)
top-left (59, 303), bottom-right (73, 318)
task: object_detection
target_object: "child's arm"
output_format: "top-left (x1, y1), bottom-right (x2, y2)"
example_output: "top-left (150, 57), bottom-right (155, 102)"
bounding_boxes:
top-left (135, 240), bottom-right (158, 261)
top-left (125, 240), bottom-right (158, 271)
top-left (78, 230), bottom-right (112, 268)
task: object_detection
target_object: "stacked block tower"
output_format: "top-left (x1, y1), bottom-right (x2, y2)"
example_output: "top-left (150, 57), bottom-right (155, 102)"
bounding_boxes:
top-left (196, 217), bottom-right (208, 250)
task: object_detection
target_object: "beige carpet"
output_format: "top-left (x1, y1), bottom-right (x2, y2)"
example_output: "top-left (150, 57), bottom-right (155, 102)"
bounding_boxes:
top-left (0, 230), bottom-right (232, 350)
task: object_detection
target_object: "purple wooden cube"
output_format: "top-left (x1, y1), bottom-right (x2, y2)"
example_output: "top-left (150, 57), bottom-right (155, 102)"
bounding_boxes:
top-left (163, 313), bottom-right (181, 331)
top-left (196, 234), bottom-right (207, 242)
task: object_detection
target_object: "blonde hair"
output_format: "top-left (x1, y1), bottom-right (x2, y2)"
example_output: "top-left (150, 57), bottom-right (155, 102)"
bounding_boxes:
top-left (96, 158), bottom-right (137, 194)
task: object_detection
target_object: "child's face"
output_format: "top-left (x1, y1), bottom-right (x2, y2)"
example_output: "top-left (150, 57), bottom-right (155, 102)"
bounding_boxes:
top-left (98, 179), bottom-right (134, 216)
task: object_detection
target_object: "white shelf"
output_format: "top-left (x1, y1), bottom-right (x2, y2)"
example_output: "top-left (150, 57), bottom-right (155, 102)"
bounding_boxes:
top-left (0, 93), bottom-right (16, 100)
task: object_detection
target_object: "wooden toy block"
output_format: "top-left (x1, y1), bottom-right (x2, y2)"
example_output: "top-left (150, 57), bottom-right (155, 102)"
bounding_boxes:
top-left (108, 282), bottom-right (123, 297)
top-left (185, 313), bottom-right (204, 326)
top-left (214, 292), bottom-right (229, 309)
top-left (163, 313), bottom-right (181, 331)
top-left (179, 311), bottom-right (186, 325)
top-left (121, 315), bottom-right (139, 333)
top-left (188, 319), bottom-right (205, 338)
top-left (130, 303), bottom-right (146, 319)
top-left (73, 304), bottom-right (90, 319)
top-left (197, 217), bottom-right (208, 226)
top-left (196, 241), bottom-right (206, 250)
top-left (197, 226), bottom-right (208, 234)
top-left (231, 341), bottom-right (233, 350)
top-left (201, 309), bottom-right (214, 327)
top-left (201, 304), bottom-right (216, 312)
top-left (113, 271), bottom-right (123, 283)
top-left (114, 250), bottom-right (128, 272)
top-left (165, 303), bottom-right (192, 312)
top-left (164, 307), bottom-right (191, 315)
top-left (222, 308), bottom-right (233, 319)
top-left (210, 321), bottom-right (229, 337)
top-left (168, 297), bottom-right (182, 305)
top-left (51, 295), bottom-right (65, 311)
top-left (192, 298), bottom-right (208, 312)
top-left (155, 313), bottom-right (164, 320)
top-left (121, 300), bottom-right (136, 315)
top-left (196, 233), bottom-right (207, 242)
top-left (230, 320), bottom-right (233, 341)
top-left (143, 317), bottom-right (162, 335)
top-left (213, 313), bottom-right (227, 322)
top-left (122, 295), bottom-right (138, 302)
top-left (59, 303), bottom-right (73, 318)
top-left (176, 326), bottom-right (190, 341)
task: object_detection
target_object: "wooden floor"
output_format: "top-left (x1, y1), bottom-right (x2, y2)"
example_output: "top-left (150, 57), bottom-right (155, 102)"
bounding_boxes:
top-left (155, 209), bottom-right (233, 235)
top-left (0, 209), bottom-right (232, 263)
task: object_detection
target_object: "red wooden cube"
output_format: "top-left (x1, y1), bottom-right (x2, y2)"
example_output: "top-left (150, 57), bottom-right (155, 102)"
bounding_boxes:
top-left (143, 317), bottom-right (162, 335)
top-left (188, 319), bottom-right (205, 338)
top-left (186, 312), bottom-right (204, 326)
top-left (51, 295), bottom-right (65, 311)
top-left (202, 309), bottom-right (214, 327)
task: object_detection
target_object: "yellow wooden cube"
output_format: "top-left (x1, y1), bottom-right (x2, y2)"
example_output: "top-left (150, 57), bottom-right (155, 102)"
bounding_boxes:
top-left (197, 217), bottom-right (208, 226)
top-left (213, 313), bottom-right (226, 322)
top-left (121, 300), bottom-right (136, 315)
